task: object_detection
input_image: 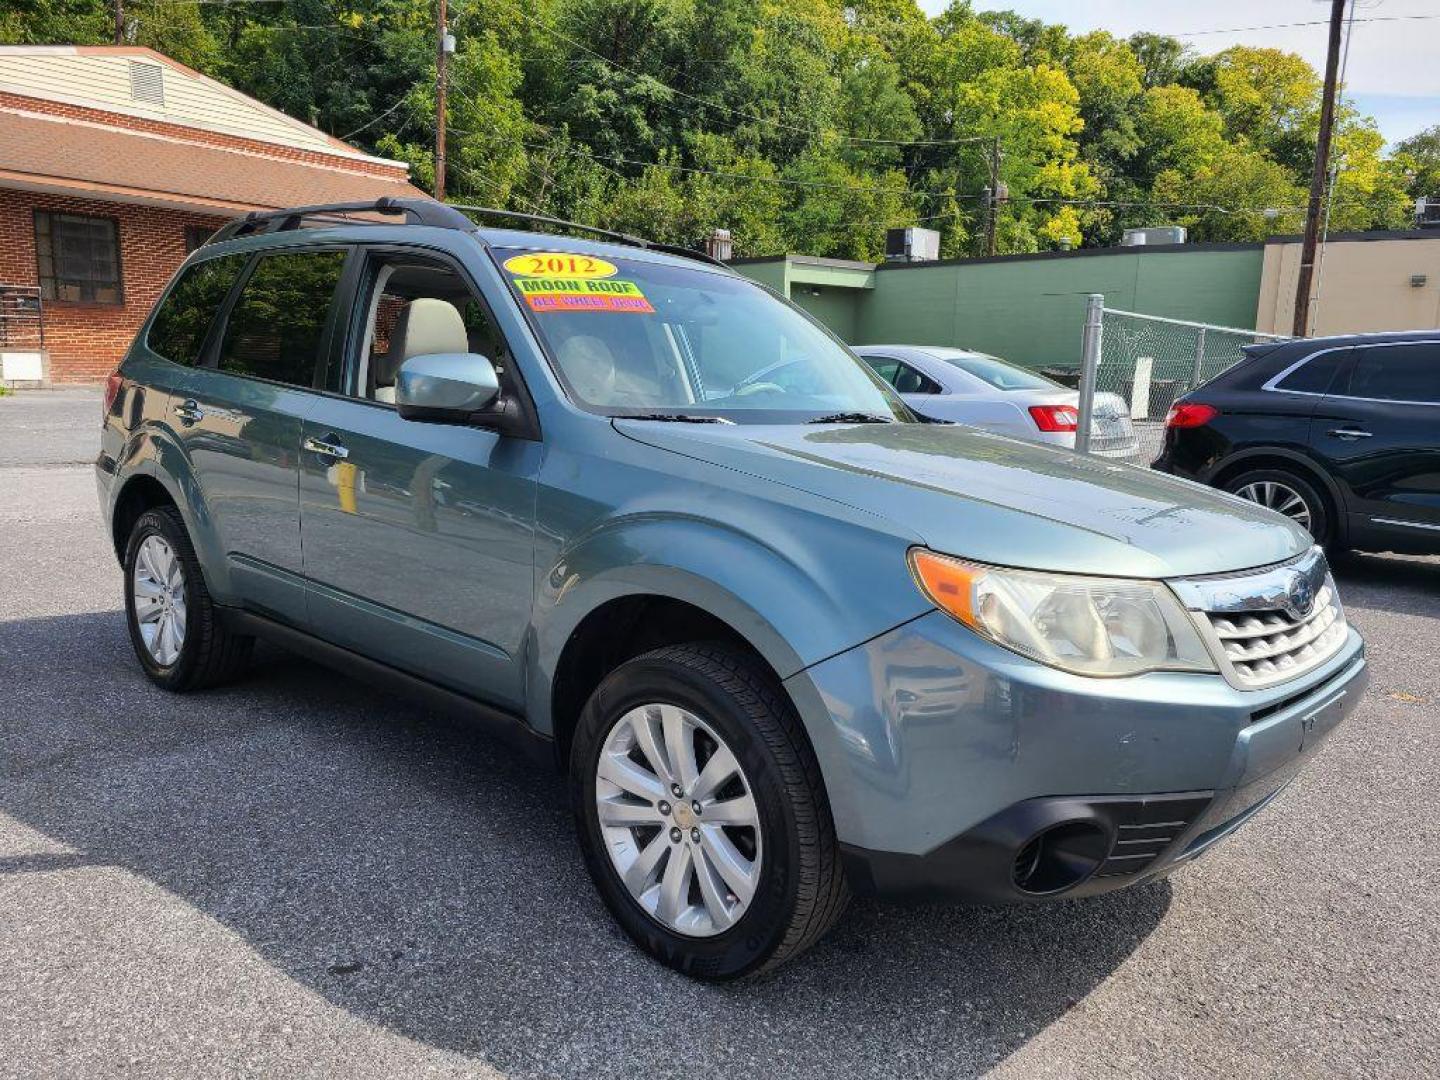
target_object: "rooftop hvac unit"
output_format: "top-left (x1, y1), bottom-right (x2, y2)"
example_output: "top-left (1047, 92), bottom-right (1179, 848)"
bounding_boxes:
top-left (1120, 226), bottom-right (1187, 247)
top-left (1416, 197), bottom-right (1440, 228)
top-left (704, 228), bottom-right (733, 261)
top-left (885, 226), bottom-right (941, 263)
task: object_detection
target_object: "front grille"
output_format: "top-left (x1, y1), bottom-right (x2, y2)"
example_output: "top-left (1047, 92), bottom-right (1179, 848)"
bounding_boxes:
top-left (1171, 547), bottom-right (1349, 691)
top-left (1206, 581), bottom-right (1347, 687)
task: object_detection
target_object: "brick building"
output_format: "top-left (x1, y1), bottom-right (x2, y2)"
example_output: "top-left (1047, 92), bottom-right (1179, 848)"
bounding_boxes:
top-left (0, 45), bottom-right (425, 384)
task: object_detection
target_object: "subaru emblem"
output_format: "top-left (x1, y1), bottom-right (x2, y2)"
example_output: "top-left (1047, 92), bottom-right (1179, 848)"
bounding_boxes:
top-left (1284, 570), bottom-right (1315, 619)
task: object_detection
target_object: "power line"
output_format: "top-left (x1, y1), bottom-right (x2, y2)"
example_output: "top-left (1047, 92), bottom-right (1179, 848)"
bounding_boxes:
top-left (515, 140), bottom-right (956, 198)
top-left (338, 86), bottom-right (415, 141)
top-left (511, 139), bottom-right (1327, 218)
top-left (1171, 13), bottom-right (1439, 37)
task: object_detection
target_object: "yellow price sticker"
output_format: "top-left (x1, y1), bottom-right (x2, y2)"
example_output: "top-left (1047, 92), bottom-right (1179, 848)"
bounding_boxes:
top-left (503, 251), bottom-right (618, 279)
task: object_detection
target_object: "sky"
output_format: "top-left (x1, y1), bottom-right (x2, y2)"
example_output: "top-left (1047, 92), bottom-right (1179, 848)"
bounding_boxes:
top-left (918, 0), bottom-right (1440, 146)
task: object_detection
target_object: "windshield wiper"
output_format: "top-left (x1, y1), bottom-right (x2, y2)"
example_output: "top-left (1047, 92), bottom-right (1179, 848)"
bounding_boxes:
top-left (806, 411), bottom-right (895, 424)
top-left (619, 413), bottom-right (735, 424)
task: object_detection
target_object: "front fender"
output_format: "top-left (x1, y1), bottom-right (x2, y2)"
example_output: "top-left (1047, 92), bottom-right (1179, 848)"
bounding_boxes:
top-left (525, 509), bottom-right (931, 737)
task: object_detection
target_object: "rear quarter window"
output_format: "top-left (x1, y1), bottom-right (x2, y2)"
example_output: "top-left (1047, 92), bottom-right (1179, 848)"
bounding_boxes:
top-left (1273, 348), bottom-right (1348, 395)
top-left (146, 254), bottom-right (245, 366)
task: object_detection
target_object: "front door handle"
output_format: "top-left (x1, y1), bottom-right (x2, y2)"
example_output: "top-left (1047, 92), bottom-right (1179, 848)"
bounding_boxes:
top-left (304, 434), bottom-right (349, 461)
top-left (174, 399), bottom-right (204, 425)
top-left (1327, 427), bottom-right (1372, 440)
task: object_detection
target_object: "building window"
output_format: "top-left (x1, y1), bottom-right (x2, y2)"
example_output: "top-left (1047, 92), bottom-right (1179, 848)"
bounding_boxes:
top-left (34, 212), bottom-right (123, 304)
top-left (184, 224), bottom-right (216, 253)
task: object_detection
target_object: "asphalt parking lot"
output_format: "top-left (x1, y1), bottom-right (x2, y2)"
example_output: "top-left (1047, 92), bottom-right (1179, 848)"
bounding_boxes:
top-left (1, 387), bottom-right (1436, 1079)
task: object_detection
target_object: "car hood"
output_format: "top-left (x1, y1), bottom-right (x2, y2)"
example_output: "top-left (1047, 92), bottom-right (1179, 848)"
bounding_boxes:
top-left (614, 420), bottom-right (1311, 579)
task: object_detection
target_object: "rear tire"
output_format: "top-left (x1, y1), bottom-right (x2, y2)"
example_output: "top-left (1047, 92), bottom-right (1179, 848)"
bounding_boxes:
top-left (123, 506), bottom-right (252, 691)
top-left (1224, 467), bottom-right (1334, 547)
top-left (570, 643), bottom-right (848, 980)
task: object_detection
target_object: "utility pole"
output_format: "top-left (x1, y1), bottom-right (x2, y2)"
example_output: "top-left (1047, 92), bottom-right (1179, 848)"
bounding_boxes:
top-left (1292, 0), bottom-right (1346, 337)
top-left (114, 0), bottom-right (123, 44)
top-left (434, 0), bottom-right (450, 201)
top-left (984, 136), bottom-right (1001, 257)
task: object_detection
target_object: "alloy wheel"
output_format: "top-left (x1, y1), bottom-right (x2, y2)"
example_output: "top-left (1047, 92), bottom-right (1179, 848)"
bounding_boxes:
top-left (595, 702), bottom-right (762, 937)
top-left (132, 534), bottom-right (187, 666)
top-left (1234, 480), bottom-right (1313, 532)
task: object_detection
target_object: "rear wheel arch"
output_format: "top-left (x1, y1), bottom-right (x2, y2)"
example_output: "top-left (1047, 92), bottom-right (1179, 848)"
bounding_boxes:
top-left (1210, 451), bottom-right (1344, 545)
top-left (111, 474), bottom-right (179, 563)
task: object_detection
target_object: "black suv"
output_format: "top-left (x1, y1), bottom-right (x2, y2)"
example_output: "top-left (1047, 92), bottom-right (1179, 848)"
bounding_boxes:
top-left (1156, 330), bottom-right (1440, 553)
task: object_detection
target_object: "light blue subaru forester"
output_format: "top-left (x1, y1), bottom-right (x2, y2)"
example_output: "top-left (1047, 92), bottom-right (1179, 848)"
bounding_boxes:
top-left (97, 198), bottom-right (1368, 979)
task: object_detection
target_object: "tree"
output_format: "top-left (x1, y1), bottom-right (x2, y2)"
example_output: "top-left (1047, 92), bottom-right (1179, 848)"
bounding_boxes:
top-left (1393, 125), bottom-right (1440, 202)
top-left (1128, 31), bottom-right (1191, 90)
top-left (1153, 147), bottom-right (1304, 241)
top-left (0, 0), bottom-right (1420, 257)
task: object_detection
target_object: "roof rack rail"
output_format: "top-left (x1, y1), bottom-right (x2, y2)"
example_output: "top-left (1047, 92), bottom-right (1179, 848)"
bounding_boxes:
top-left (207, 197), bottom-right (474, 245)
top-left (205, 197), bottom-right (729, 268)
top-left (450, 204), bottom-right (729, 268)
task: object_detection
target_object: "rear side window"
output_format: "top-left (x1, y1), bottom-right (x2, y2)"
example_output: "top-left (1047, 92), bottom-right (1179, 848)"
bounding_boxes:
top-left (1344, 343), bottom-right (1440, 404)
top-left (146, 255), bottom-right (245, 366)
top-left (862, 356), bottom-right (901, 383)
top-left (939, 353), bottom-right (1057, 391)
top-left (893, 362), bottom-right (941, 394)
top-left (217, 250), bottom-right (346, 387)
top-left (1274, 348), bottom-right (1348, 394)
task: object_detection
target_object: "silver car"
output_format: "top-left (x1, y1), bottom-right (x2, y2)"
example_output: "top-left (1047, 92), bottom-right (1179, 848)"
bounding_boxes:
top-left (854, 344), bottom-right (1140, 458)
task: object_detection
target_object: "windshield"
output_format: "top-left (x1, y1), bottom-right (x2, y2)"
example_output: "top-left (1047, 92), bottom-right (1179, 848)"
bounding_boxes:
top-left (939, 352), bottom-right (1061, 391)
top-left (495, 247), bottom-right (909, 422)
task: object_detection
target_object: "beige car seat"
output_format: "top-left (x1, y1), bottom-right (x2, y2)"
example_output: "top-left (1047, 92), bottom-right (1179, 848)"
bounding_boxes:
top-left (373, 298), bottom-right (469, 403)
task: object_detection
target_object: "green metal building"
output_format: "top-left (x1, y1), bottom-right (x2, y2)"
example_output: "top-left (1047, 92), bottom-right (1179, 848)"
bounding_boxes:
top-left (732, 243), bottom-right (1265, 370)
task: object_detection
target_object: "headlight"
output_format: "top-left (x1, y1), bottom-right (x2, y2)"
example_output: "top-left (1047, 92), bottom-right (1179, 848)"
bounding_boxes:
top-left (909, 549), bottom-right (1215, 678)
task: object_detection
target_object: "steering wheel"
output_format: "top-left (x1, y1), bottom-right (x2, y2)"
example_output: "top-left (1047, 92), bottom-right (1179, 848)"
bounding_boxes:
top-left (734, 357), bottom-right (805, 395)
top-left (735, 381), bottom-right (785, 397)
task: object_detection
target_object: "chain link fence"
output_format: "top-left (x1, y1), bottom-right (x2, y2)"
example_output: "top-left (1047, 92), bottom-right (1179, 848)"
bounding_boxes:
top-left (1076, 297), bottom-right (1289, 463)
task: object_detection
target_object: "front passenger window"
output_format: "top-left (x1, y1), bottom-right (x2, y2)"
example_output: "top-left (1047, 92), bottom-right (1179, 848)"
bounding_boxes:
top-left (216, 250), bottom-right (346, 387)
top-left (1345, 344), bottom-right (1440, 405)
top-left (356, 259), bottom-right (508, 404)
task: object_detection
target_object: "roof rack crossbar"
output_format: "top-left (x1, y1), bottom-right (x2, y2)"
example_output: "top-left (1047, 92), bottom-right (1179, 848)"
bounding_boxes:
top-left (448, 204), bottom-right (729, 268)
top-left (206, 197), bottom-right (474, 245)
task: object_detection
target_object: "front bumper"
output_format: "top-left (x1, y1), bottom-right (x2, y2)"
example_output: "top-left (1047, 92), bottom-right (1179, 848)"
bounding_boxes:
top-left (784, 610), bottom-right (1367, 903)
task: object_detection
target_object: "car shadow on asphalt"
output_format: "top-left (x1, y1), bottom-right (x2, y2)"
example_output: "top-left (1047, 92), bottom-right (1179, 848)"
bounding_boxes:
top-left (2, 610), bottom-right (1173, 1078)
top-left (1331, 551), bottom-right (1440, 620)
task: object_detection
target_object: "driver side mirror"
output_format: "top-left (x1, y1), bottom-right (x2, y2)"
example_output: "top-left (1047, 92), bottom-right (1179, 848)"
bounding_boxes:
top-left (395, 352), bottom-right (500, 424)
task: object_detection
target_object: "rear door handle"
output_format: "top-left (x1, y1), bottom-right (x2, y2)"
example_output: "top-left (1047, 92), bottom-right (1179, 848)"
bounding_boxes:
top-left (1327, 428), bottom-right (1372, 440)
top-left (174, 399), bottom-right (204, 425)
top-left (303, 434), bottom-right (349, 461)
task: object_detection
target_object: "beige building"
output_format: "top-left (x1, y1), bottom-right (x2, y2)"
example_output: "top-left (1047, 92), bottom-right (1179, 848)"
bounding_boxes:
top-left (1257, 230), bottom-right (1440, 337)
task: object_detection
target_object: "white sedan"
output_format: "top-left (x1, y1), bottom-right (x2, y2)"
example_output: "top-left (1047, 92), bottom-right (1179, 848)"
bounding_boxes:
top-left (853, 344), bottom-right (1140, 458)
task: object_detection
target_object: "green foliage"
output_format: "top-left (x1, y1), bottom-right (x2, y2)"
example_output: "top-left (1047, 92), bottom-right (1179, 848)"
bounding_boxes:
top-left (13, 0), bottom-right (1421, 257)
top-left (1393, 125), bottom-right (1440, 202)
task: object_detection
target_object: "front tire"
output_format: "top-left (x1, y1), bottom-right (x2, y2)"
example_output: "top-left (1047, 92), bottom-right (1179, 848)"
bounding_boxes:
top-left (571, 643), bottom-right (848, 980)
top-left (123, 506), bottom-right (252, 690)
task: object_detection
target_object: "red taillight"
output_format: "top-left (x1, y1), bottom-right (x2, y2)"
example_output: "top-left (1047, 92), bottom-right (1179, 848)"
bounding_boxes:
top-left (102, 369), bottom-right (124, 416)
top-left (1028, 404), bottom-right (1079, 432)
top-left (1165, 402), bottom-right (1218, 429)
